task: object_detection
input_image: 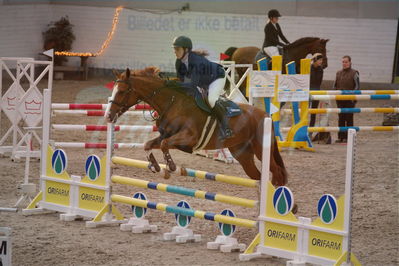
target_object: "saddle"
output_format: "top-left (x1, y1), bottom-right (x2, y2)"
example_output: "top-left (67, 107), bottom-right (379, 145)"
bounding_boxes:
top-left (196, 87), bottom-right (241, 117)
top-left (173, 83), bottom-right (242, 118)
top-left (254, 47), bottom-right (284, 68)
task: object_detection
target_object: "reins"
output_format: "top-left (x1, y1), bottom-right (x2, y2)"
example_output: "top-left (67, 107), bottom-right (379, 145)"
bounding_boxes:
top-left (112, 78), bottom-right (176, 122)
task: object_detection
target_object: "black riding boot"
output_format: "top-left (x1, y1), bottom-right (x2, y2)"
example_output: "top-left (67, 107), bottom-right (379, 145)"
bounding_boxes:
top-left (212, 103), bottom-right (233, 139)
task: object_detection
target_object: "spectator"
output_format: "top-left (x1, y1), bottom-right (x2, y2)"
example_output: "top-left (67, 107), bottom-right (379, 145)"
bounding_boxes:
top-left (309, 53), bottom-right (324, 130)
top-left (333, 55), bottom-right (360, 143)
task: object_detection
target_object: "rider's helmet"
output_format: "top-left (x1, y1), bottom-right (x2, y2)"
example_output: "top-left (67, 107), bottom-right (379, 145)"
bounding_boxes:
top-left (268, 9), bottom-right (281, 19)
top-left (172, 36), bottom-right (193, 50)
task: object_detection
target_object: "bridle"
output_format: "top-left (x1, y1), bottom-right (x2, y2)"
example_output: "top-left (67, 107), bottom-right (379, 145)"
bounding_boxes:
top-left (109, 79), bottom-right (134, 116)
top-left (110, 78), bottom-right (175, 121)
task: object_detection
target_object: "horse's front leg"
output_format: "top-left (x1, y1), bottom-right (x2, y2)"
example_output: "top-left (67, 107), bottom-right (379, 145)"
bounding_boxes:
top-left (144, 136), bottom-right (162, 173)
top-left (160, 129), bottom-right (197, 172)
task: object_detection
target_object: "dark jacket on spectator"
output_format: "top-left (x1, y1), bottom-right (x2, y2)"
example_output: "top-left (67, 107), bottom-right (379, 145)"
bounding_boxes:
top-left (333, 67), bottom-right (360, 140)
top-left (310, 65), bottom-right (324, 90)
top-left (333, 68), bottom-right (359, 91)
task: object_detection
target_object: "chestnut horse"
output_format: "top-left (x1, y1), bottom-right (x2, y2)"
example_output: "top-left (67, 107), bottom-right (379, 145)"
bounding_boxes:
top-left (106, 67), bottom-right (288, 186)
top-left (224, 37), bottom-right (329, 95)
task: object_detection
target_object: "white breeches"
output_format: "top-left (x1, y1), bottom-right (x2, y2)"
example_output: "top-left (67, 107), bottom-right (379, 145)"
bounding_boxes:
top-left (208, 76), bottom-right (226, 108)
top-left (264, 46), bottom-right (279, 58)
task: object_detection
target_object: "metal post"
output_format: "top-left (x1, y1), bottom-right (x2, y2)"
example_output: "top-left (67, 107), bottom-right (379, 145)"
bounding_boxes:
top-left (345, 129), bottom-right (356, 264)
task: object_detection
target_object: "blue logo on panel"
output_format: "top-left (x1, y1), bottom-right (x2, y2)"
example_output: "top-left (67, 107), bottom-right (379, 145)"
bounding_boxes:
top-left (85, 155), bottom-right (101, 181)
top-left (273, 186), bottom-right (294, 216)
top-left (218, 209), bottom-right (236, 237)
top-left (317, 194), bottom-right (338, 224)
top-left (51, 149), bottom-right (67, 174)
top-left (132, 192), bottom-right (147, 219)
top-left (175, 200), bottom-right (191, 228)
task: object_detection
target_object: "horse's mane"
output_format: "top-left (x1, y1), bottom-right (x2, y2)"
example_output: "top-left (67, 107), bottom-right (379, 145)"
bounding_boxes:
top-left (131, 66), bottom-right (193, 100)
top-left (285, 37), bottom-right (321, 49)
top-left (131, 66), bottom-right (161, 77)
top-left (192, 49), bottom-right (209, 57)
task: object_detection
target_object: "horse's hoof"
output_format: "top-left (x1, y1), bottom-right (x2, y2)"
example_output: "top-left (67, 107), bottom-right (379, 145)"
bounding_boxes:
top-left (168, 162), bottom-right (177, 172)
top-left (180, 167), bottom-right (187, 176)
top-left (162, 169), bottom-right (171, 179)
top-left (147, 163), bottom-right (160, 173)
top-left (154, 163), bottom-right (161, 172)
top-left (147, 153), bottom-right (161, 172)
top-left (164, 153), bottom-right (176, 172)
top-left (292, 203), bottom-right (298, 214)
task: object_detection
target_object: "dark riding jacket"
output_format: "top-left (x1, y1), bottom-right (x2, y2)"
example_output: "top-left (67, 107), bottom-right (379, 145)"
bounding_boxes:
top-left (262, 22), bottom-right (290, 49)
top-left (175, 52), bottom-right (225, 92)
top-left (310, 65), bottom-right (324, 90)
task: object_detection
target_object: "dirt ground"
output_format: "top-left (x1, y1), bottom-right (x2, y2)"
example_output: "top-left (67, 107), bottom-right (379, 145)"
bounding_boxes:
top-left (0, 77), bottom-right (398, 266)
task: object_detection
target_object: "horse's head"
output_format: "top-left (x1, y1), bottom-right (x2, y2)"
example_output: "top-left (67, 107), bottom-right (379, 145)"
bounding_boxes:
top-left (313, 38), bottom-right (329, 68)
top-left (106, 67), bottom-right (163, 123)
top-left (106, 68), bottom-right (139, 123)
top-left (285, 37), bottom-right (329, 69)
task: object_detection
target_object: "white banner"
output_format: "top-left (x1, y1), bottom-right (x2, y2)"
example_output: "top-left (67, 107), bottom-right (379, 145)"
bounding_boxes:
top-left (249, 71), bottom-right (280, 98)
top-left (277, 74), bottom-right (310, 102)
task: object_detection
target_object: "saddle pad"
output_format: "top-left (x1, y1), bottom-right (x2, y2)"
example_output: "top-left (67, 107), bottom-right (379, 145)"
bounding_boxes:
top-left (172, 85), bottom-right (242, 117)
top-left (193, 115), bottom-right (217, 151)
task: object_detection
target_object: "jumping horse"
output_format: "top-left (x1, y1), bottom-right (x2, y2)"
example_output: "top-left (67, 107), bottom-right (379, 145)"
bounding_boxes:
top-left (106, 67), bottom-right (288, 186)
top-left (224, 37), bottom-right (329, 95)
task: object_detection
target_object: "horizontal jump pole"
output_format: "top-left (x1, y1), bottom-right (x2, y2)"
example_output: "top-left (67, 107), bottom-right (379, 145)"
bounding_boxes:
top-left (111, 156), bottom-right (258, 188)
top-left (0, 207), bottom-right (18, 212)
top-left (111, 194), bottom-right (257, 228)
top-left (311, 95), bottom-right (399, 101)
top-left (281, 126), bottom-right (399, 133)
top-left (310, 90), bottom-right (399, 95)
top-left (52, 110), bottom-right (156, 117)
top-left (51, 103), bottom-right (152, 110)
top-left (112, 175), bottom-right (257, 208)
top-left (54, 142), bottom-right (144, 149)
top-left (52, 124), bottom-right (158, 132)
top-left (280, 107), bottom-right (399, 114)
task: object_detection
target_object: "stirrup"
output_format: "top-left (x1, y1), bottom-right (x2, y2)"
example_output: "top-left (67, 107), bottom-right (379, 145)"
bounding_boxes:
top-left (225, 128), bottom-right (234, 138)
top-left (219, 128), bottom-right (234, 140)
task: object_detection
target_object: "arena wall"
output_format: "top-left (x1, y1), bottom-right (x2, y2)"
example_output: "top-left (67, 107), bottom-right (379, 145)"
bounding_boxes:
top-left (0, 4), bottom-right (397, 82)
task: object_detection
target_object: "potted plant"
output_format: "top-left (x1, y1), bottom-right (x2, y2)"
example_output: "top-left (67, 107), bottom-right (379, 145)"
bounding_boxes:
top-left (42, 16), bottom-right (76, 66)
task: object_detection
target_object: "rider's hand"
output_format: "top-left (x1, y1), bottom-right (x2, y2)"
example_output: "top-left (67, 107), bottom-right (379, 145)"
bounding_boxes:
top-left (165, 80), bottom-right (179, 87)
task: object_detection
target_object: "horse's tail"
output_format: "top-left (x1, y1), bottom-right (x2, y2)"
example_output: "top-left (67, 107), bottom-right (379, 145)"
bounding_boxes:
top-left (270, 136), bottom-right (288, 186)
top-left (223, 47), bottom-right (238, 59)
top-left (257, 116), bottom-right (288, 186)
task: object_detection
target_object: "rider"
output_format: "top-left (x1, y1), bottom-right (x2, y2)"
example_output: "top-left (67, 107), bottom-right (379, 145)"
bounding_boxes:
top-left (262, 9), bottom-right (290, 58)
top-left (171, 36), bottom-right (233, 139)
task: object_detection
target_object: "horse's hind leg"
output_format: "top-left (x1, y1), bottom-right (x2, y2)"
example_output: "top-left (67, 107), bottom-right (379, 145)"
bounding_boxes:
top-left (228, 142), bottom-right (260, 180)
top-left (252, 121), bottom-right (288, 186)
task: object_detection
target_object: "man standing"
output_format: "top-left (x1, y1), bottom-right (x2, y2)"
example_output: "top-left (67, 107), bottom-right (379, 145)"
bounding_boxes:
top-left (333, 55), bottom-right (360, 143)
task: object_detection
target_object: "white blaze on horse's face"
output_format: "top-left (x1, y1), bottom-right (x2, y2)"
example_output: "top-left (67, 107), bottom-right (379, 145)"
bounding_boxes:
top-left (105, 82), bottom-right (119, 122)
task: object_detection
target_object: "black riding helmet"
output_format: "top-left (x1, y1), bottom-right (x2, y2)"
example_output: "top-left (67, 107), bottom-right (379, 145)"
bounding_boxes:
top-left (172, 36), bottom-right (193, 50)
top-left (268, 9), bottom-right (281, 19)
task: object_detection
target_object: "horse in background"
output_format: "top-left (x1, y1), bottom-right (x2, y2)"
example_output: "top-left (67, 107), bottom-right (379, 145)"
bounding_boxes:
top-left (223, 37), bottom-right (329, 96)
